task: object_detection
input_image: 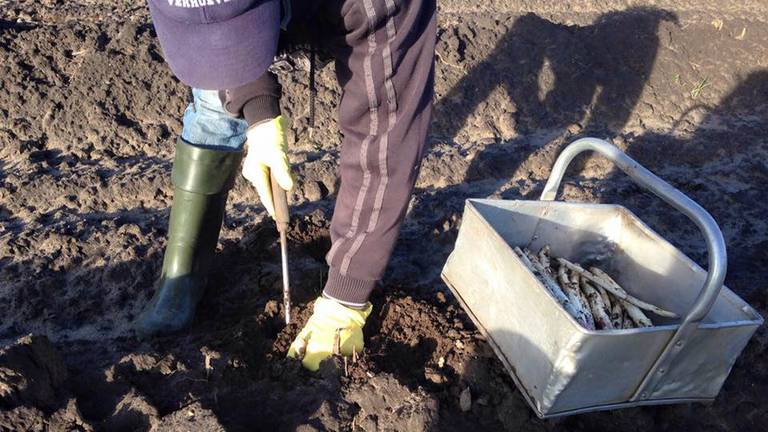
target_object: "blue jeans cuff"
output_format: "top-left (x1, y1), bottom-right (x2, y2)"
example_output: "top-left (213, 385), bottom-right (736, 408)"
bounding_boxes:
top-left (181, 88), bottom-right (248, 150)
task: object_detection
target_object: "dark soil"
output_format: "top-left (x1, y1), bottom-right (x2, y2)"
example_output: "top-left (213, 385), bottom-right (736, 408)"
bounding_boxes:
top-left (1, 1), bottom-right (767, 431)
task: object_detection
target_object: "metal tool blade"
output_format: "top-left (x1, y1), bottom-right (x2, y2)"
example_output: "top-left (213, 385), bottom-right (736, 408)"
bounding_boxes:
top-left (279, 230), bottom-right (290, 324)
top-left (270, 172), bottom-right (291, 324)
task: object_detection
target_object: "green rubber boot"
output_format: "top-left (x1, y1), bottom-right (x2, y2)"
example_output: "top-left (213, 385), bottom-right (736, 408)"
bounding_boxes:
top-left (135, 138), bottom-right (243, 336)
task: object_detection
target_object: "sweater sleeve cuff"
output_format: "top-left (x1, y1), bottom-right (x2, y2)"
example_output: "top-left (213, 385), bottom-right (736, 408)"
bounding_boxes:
top-left (323, 267), bottom-right (377, 307)
top-left (243, 95), bottom-right (281, 126)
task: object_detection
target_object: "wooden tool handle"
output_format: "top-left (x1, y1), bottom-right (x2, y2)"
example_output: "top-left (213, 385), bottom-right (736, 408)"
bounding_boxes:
top-left (270, 171), bottom-right (290, 228)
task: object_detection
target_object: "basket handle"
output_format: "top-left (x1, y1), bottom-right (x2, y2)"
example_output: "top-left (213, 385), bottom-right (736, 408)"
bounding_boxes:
top-left (540, 137), bottom-right (727, 400)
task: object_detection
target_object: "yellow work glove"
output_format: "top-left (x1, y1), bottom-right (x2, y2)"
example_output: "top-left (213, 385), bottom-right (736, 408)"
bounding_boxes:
top-left (287, 297), bottom-right (373, 371)
top-left (242, 115), bottom-right (293, 217)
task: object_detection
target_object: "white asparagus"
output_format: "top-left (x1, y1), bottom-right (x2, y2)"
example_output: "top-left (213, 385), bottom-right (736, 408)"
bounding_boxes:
top-left (623, 300), bottom-right (653, 328)
top-left (538, 245), bottom-right (551, 270)
top-left (517, 248), bottom-right (563, 299)
top-left (610, 300), bottom-right (627, 329)
top-left (597, 284), bottom-right (627, 328)
top-left (597, 286), bottom-right (612, 310)
top-left (514, 247), bottom-right (538, 274)
top-left (515, 247), bottom-right (588, 328)
top-left (590, 267), bottom-right (654, 328)
top-left (293, 336), bottom-right (308, 359)
top-left (578, 276), bottom-right (614, 330)
top-left (520, 249), bottom-right (572, 306)
top-left (333, 329), bottom-right (342, 356)
top-left (595, 281), bottom-right (626, 328)
top-left (557, 258), bottom-right (678, 318)
top-left (558, 266), bottom-right (596, 330)
top-left (622, 310), bottom-right (635, 329)
top-left (572, 269), bottom-right (601, 321)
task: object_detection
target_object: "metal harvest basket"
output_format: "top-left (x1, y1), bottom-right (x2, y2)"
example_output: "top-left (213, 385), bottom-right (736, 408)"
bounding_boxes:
top-left (441, 138), bottom-right (763, 418)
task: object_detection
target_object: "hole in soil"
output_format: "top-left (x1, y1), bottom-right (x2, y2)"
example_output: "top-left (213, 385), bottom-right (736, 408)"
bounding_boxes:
top-left (96, 33), bottom-right (111, 51)
top-left (0, 19), bottom-right (37, 31)
top-left (28, 149), bottom-right (61, 164)
top-left (105, 408), bottom-right (152, 432)
top-left (115, 113), bottom-right (141, 131)
top-left (301, 234), bottom-right (331, 262)
top-left (69, 371), bottom-right (131, 421)
top-left (371, 337), bottom-right (438, 389)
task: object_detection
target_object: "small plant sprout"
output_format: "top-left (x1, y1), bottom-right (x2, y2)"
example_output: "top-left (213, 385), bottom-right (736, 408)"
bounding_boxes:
top-left (690, 77), bottom-right (710, 99)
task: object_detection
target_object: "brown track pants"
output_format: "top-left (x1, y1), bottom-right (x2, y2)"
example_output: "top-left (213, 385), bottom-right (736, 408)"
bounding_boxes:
top-left (296, 0), bottom-right (437, 306)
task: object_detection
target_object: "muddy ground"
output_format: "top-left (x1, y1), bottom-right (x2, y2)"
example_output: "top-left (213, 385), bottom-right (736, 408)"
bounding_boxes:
top-left (1, 0), bottom-right (767, 431)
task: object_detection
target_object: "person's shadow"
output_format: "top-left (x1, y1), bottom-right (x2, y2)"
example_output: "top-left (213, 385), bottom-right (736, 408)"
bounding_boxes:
top-left (434, 7), bottom-right (678, 141)
top-left (616, 69), bottom-right (768, 303)
top-left (391, 7), bottom-right (678, 287)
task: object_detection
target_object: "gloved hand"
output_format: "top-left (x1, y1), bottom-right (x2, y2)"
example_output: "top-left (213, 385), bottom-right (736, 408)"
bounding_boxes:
top-left (287, 297), bottom-right (373, 371)
top-left (242, 115), bottom-right (293, 217)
